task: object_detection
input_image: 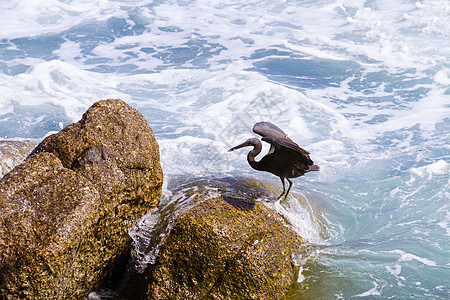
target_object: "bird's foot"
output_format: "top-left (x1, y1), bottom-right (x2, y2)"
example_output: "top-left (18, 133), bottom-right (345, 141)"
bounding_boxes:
top-left (276, 191), bottom-right (292, 203)
top-left (276, 193), bottom-right (289, 204)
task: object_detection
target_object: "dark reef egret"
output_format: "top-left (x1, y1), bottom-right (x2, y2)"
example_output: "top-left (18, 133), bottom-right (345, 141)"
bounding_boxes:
top-left (228, 121), bottom-right (319, 200)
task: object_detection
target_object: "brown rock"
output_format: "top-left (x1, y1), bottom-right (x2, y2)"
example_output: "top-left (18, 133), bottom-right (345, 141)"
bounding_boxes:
top-left (0, 99), bottom-right (163, 299)
top-left (128, 178), bottom-right (303, 300)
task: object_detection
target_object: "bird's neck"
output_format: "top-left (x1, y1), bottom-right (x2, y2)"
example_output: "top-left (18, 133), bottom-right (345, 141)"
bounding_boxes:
top-left (249, 159), bottom-right (264, 171)
top-left (247, 144), bottom-right (264, 171)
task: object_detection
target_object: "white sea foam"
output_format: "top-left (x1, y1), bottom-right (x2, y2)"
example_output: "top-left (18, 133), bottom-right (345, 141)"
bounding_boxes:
top-left (354, 281), bottom-right (381, 297)
top-left (437, 212), bottom-right (450, 237)
top-left (434, 69), bottom-right (450, 85)
top-left (0, 0), bottom-right (124, 39)
top-left (410, 160), bottom-right (449, 180)
top-left (384, 249), bottom-right (437, 267)
top-left (386, 264), bottom-right (402, 276)
top-left (266, 195), bottom-right (323, 244)
top-left (284, 42), bottom-right (348, 61)
top-left (0, 60), bottom-right (125, 122)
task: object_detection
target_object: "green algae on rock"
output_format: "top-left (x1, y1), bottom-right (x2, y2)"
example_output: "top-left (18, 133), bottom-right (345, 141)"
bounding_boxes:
top-left (128, 178), bottom-right (304, 300)
top-left (0, 99), bottom-right (163, 300)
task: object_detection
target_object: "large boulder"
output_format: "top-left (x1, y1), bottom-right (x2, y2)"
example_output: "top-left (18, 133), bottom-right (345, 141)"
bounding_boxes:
top-left (126, 178), bottom-right (304, 300)
top-left (0, 99), bottom-right (163, 299)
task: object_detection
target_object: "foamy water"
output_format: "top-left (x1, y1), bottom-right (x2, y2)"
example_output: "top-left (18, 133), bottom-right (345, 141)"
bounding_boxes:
top-left (1, 0), bottom-right (449, 298)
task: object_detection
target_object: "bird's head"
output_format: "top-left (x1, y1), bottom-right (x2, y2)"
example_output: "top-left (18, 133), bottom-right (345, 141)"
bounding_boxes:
top-left (227, 138), bottom-right (260, 152)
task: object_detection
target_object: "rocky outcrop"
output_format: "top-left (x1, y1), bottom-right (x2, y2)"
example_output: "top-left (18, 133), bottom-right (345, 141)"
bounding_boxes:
top-left (126, 178), bottom-right (303, 300)
top-left (0, 99), bottom-right (163, 299)
top-left (0, 140), bottom-right (36, 177)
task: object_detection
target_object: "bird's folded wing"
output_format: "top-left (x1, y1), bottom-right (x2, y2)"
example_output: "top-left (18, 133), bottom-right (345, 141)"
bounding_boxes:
top-left (261, 136), bottom-right (310, 156)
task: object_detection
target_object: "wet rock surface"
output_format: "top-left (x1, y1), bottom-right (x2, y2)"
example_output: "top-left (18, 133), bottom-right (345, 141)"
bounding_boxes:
top-left (0, 99), bottom-right (163, 299)
top-left (123, 178), bottom-right (304, 300)
top-left (0, 140), bottom-right (36, 177)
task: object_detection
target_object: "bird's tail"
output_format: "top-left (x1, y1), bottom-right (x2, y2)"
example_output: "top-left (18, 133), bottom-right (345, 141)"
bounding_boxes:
top-left (308, 165), bottom-right (320, 171)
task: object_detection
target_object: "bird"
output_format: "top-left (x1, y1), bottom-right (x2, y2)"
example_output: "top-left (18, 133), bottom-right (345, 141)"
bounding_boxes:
top-left (228, 121), bottom-right (319, 200)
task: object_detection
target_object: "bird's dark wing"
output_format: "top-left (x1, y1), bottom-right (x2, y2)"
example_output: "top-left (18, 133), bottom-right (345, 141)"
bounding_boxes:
top-left (261, 136), bottom-right (314, 166)
top-left (261, 136), bottom-right (310, 156)
top-left (253, 122), bottom-right (287, 139)
top-left (253, 121), bottom-right (310, 155)
top-left (254, 121), bottom-right (314, 165)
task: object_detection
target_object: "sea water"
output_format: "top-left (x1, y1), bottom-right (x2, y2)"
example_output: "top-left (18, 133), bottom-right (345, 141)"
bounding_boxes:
top-left (0, 0), bottom-right (448, 298)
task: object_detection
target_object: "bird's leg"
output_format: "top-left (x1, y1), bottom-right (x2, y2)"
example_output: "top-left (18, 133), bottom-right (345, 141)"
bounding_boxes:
top-left (283, 178), bottom-right (293, 200)
top-left (277, 177), bottom-right (286, 200)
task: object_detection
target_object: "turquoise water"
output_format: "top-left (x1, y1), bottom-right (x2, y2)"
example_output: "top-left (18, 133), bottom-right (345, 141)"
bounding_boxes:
top-left (0, 0), bottom-right (449, 298)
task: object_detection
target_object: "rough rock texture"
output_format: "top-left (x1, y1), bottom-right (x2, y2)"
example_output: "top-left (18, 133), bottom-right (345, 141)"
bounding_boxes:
top-left (128, 178), bottom-right (303, 300)
top-left (0, 99), bottom-right (163, 299)
top-left (0, 140), bottom-right (36, 177)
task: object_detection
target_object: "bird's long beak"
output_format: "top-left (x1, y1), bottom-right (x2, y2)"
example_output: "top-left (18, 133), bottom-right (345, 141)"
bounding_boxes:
top-left (227, 141), bottom-right (249, 152)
